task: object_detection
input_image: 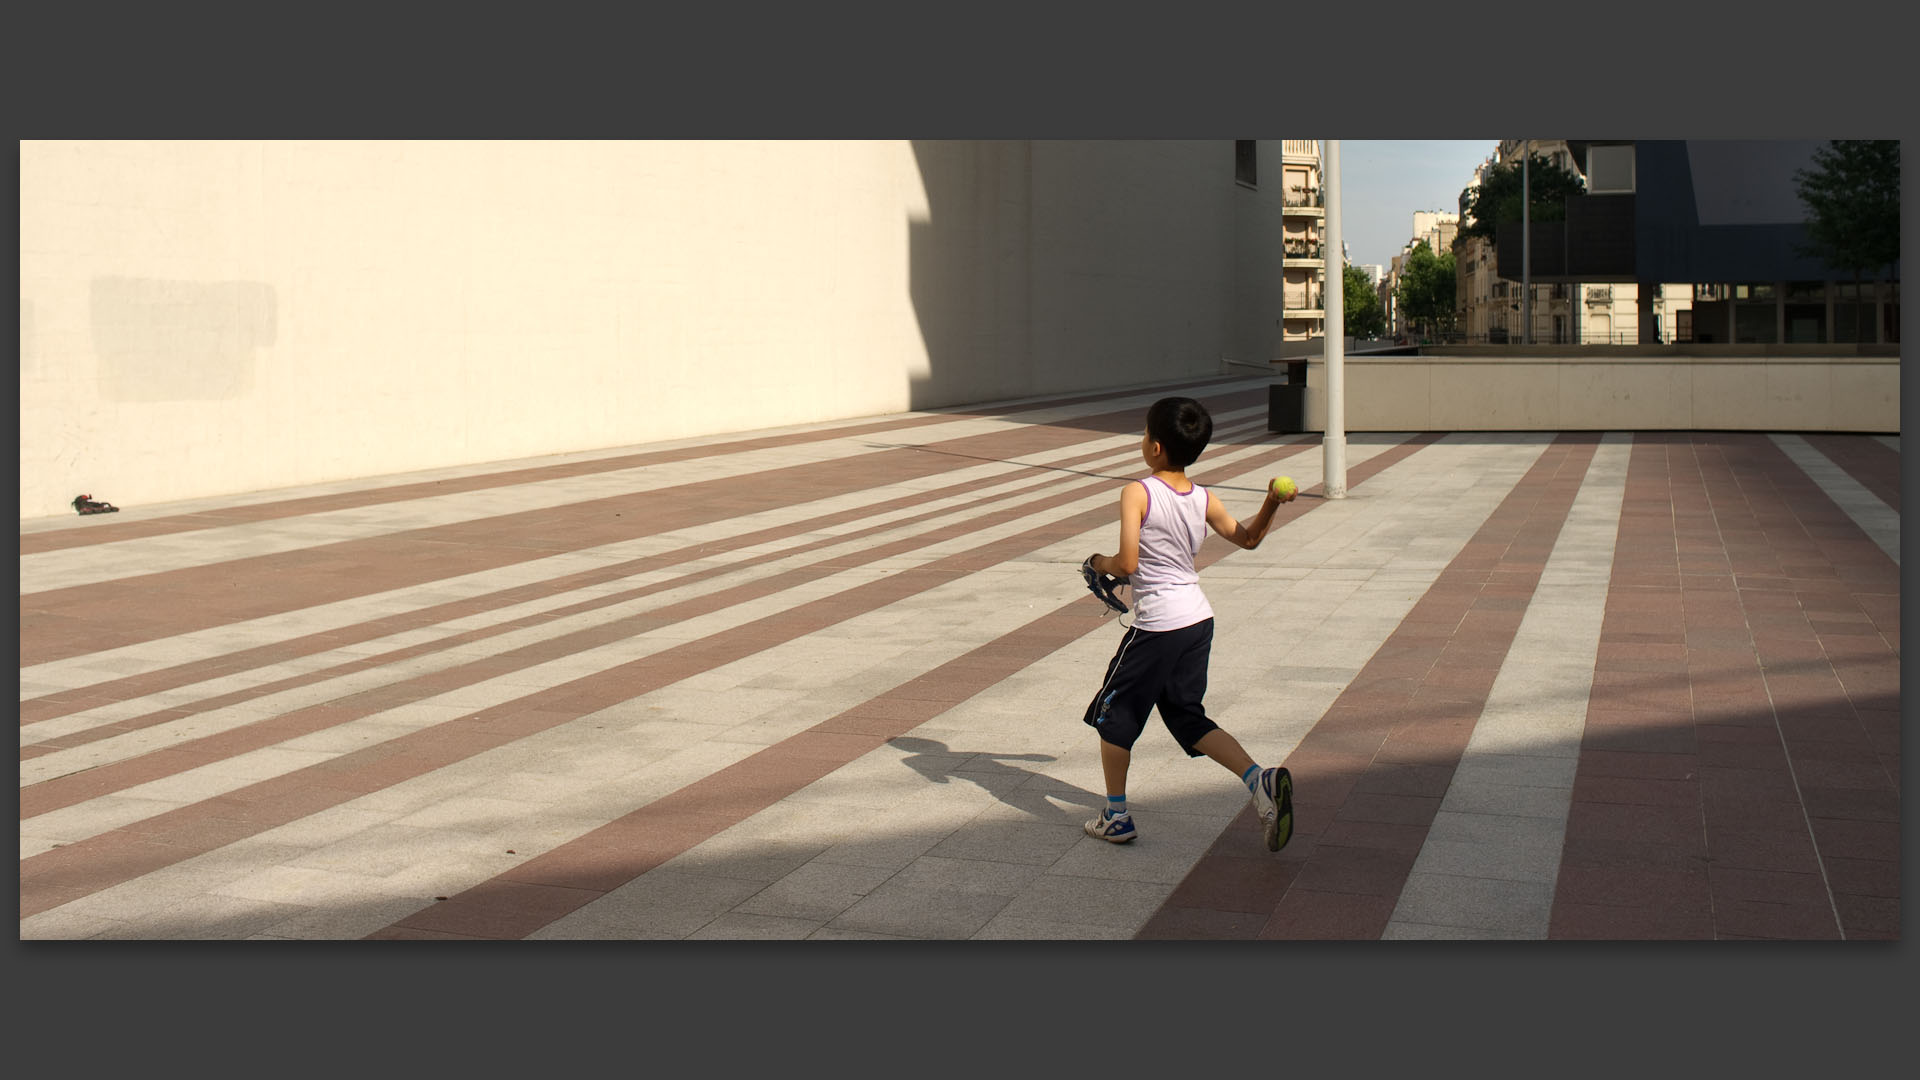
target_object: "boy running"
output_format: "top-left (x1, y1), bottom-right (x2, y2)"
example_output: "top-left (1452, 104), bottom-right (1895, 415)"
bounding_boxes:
top-left (1080, 396), bottom-right (1296, 850)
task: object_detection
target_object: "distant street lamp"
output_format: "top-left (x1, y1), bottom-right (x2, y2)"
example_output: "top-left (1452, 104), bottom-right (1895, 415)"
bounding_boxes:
top-left (1522, 139), bottom-right (1532, 346)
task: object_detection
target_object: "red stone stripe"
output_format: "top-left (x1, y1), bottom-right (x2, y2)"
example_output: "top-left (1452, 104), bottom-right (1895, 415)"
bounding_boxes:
top-left (1547, 433), bottom-right (1898, 941)
top-left (23, 418), bottom-right (1280, 742)
top-left (19, 376), bottom-right (1254, 555)
top-left (21, 422), bottom-right (1299, 817)
top-left (20, 388), bottom-right (1266, 668)
top-left (21, 430), bottom-right (1359, 920)
top-left (22, 420), bottom-right (1290, 814)
top-left (1800, 433), bottom-right (1900, 513)
top-left (364, 435), bottom-right (1448, 939)
top-left (1136, 434), bottom-right (1603, 941)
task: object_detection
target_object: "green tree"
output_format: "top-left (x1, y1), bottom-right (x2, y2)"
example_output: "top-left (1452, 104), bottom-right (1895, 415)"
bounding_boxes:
top-left (1795, 139), bottom-right (1900, 342)
top-left (1342, 264), bottom-right (1386, 338)
top-left (1457, 153), bottom-right (1587, 244)
top-left (1395, 241), bottom-right (1457, 339)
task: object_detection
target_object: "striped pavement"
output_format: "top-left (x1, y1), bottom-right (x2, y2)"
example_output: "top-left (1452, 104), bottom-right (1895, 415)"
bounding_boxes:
top-left (17, 375), bottom-right (1902, 940)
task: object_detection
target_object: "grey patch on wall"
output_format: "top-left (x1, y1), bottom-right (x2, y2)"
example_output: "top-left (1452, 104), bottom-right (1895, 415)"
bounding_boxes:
top-left (90, 277), bottom-right (277, 401)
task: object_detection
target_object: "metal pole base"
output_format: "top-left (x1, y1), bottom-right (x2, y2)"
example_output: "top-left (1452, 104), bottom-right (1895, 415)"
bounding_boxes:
top-left (1322, 434), bottom-right (1348, 499)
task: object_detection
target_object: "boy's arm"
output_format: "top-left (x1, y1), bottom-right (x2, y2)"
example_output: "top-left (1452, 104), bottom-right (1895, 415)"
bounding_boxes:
top-left (1205, 485), bottom-right (1287, 551)
top-left (1089, 482), bottom-right (1148, 579)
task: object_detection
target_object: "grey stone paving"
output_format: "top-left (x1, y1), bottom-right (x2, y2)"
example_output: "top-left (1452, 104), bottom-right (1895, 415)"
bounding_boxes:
top-left (19, 380), bottom-right (1901, 941)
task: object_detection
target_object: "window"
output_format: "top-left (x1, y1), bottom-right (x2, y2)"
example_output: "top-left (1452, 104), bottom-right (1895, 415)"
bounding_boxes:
top-left (1235, 141), bottom-right (1258, 187)
top-left (1785, 305), bottom-right (1826, 342)
top-left (1587, 144), bottom-right (1635, 194)
top-left (1735, 304), bottom-right (1777, 344)
top-left (1835, 301), bottom-right (1876, 342)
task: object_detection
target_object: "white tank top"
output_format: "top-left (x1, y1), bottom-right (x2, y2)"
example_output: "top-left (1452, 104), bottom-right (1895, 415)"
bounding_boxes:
top-left (1130, 476), bottom-right (1214, 631)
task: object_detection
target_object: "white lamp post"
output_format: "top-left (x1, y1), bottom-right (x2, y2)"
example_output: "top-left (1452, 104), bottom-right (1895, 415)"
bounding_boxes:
top-left (1323, 139), bottom-right (1347, 499)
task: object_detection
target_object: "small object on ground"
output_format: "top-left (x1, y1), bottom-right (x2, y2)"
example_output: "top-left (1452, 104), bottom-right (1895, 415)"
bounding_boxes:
top-left (71, 494), bottom-right (119, 515)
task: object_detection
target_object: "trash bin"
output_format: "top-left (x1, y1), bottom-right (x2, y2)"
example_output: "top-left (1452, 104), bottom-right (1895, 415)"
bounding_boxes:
top-left (1268, 361), bottom-right (1308, 433)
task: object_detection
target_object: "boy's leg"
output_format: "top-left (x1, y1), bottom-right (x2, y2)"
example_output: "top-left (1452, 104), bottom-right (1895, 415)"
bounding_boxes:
top-left (1084, 736), bottom-right (1137, 841)
top-left (1191, 728), bottom-right (1256, 777)
top-left (1159, 622), bottom-right (1294, 852)
top-left (1082, 627), bottom-right (1166, 843)
top-left (1084, 732), bottom-right (1138, 843)
top-left (1189, 728), bottom-right (1293, 852)
top-left (1099, 738), bottom-right (1132, 802)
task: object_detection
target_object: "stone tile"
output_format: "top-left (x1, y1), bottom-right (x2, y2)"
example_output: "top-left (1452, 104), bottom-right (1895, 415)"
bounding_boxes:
top-left (1408, 838), bottom-right (1562, 885)
top-left (990, 873), bottom-right (1175, 931)
top-left (23, 796), bottom-right (197, 846)
top-left (658, 830), bottom-right (829, 885)
top-left (828, 882), bottom-right (1013, 939)
top-left (255, 895), bottom-right (442, 940)
top-left (686, 912), bottom-right (823, 940)
top-left (973, 916), bottom-right (1136, 940)
top-left (921, 819), bottom-right (1085, 867)
top-left (1436, 781), bottom-right (1574, 821)
top-left (886, 855), bottom-right (1046, 897)
top-left (375, 849), bottom-right (529, 899)
top-left (94, 894), bottom-right (312, 940)
top-left (291, 823), bottom-right (491, 878)
top-left (391, 794), bottom-right (548, 833)
top-left (1425, 809), bottom-right (1570, 851)
top-left (733, 860), bottom-right (899, 922)
top-left (1449, 753), bottom-right (1581, 790)
top-left (1388, 871), bottom-right (1554, 934)
top-left (19, 909), bottom-right (131, 940)
top-left (804, 926), bottom-right (917, 940)
top-left (545, 869), bottom-right (766, 939)
top-left (1381, 920), bottom-right (1538, 941)
top-left (210, 863), bottom-right (394, 907)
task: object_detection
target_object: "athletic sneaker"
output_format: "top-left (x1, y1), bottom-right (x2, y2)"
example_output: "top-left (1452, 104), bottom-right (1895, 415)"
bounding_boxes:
top-left (1084, 811), bottom-right (1137, 843)
top-left (1253, 767), bottom-right (1294, 852)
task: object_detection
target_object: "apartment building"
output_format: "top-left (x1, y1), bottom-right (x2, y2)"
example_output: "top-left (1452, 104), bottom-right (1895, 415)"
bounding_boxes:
top-left (1380, 209), bottom-right (1463, 341)
top-left (1457, 141), bottom-right (1693, 344)
top-left (1277, 140), bottom-right (1327, 342)
top-left (1411, 210), bottom-right (1459, 256)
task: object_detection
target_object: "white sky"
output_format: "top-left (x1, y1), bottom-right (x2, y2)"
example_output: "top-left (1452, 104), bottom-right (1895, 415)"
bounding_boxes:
top-left (1334, 140), bottom-right (1499, 269)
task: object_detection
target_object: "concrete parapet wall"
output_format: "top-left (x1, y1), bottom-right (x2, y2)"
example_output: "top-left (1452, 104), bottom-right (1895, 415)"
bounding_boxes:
top-left (1299, 350), bottom-right (1900, 432)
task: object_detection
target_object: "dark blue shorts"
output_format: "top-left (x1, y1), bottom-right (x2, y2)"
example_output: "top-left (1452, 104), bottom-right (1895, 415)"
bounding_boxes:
top-left (1081, 617), bottom-right (1219, 755)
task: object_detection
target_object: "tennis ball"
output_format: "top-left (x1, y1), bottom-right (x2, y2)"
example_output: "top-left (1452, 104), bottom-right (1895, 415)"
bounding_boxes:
top-left (1270, 475), bottom-right (1297, 500)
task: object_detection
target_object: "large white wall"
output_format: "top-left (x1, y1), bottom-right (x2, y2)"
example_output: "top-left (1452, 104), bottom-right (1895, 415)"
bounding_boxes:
top-left (20, 140), bottom-right (1293, 518)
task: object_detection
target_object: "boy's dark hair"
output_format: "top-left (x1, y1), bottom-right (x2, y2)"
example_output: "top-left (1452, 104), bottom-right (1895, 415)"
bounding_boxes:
top-left (1145, 396), bottom-right (1212, 469)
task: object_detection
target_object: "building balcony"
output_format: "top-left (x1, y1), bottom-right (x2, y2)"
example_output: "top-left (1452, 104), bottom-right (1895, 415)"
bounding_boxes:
top-left (1281, 189), bottom-right (1325, 216)
top-left (1281, 140), bottom-right (1319, 161)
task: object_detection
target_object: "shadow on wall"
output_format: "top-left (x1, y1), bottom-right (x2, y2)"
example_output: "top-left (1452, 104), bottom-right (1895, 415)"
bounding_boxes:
top-left (906, 141), bottom-right (1033, 413)
top-left (89, 277), bottom-right (277, 402)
